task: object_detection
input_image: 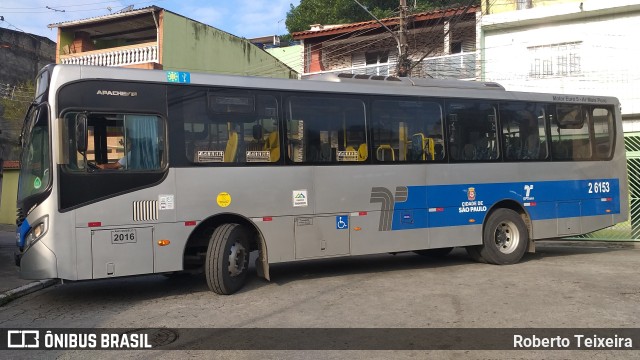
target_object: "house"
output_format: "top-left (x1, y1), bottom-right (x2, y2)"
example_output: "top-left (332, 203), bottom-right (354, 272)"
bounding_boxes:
top-left (48, 6), bottom-right (298, 78)
top-left (481, 0), bottom-right (640, 127)
top-left (249, 35), bottom-right (304, 75)
top-left (291, 5), bottom-right (480, 79)
top-left (481, 0), bottom-right (640, 241)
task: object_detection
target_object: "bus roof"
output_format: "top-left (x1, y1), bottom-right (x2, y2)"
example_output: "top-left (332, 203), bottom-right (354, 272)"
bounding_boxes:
top-left (49, 64), bottom-right (619, 106)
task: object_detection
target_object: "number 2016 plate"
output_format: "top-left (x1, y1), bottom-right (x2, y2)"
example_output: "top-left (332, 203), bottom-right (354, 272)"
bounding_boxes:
top-left (111, 229), bottom-right (137, 244)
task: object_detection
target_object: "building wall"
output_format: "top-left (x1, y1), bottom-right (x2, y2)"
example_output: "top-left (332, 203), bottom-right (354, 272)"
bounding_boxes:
top-left (0, 28), bottom-right (55, 86)
top-left (161, 12), bottom-right (297, 79)
top-left (0, 169), bottom-right (18, 224)
top-left (482, 1), bottom-right (640, 118)
top-left (1, 28), bottom-right (55, 162)
top-left (265, 45), bottom-right (304, 74)
top-left (483, 0), bottom-right (580, 14)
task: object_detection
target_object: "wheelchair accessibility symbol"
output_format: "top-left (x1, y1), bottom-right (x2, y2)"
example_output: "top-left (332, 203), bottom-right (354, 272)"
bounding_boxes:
top-left (336, 215), bottom-right (349, 230)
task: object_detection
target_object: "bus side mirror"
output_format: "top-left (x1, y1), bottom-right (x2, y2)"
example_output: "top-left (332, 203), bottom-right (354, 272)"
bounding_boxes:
top-left (75, 113), bottom-right (88, 153)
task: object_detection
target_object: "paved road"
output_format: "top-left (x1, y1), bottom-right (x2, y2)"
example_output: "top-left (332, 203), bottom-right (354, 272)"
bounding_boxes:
top-left (1, 242), bottom-right (639, 359)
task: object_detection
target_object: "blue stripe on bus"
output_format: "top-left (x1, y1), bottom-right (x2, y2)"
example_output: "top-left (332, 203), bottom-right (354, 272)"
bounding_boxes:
top-left (17, 218), bottom-right (30, 248)
top-left (389, 179), bottom-right (620, 230)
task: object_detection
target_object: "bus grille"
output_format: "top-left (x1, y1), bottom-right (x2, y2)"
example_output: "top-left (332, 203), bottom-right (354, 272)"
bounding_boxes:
top-left (133, 200), bottom-right (158, 222)
top-left (16, 207), bottom-right (25, 227)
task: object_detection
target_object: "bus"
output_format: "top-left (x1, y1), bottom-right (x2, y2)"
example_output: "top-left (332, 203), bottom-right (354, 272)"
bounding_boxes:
top-left (15, 64), bottom-right (628, 295)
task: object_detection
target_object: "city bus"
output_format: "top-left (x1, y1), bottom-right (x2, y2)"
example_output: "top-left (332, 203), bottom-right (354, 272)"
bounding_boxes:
top-left (14, 64), bottom-right (628, 295)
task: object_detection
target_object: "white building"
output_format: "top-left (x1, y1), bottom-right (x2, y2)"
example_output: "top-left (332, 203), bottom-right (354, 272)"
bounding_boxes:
top-left (481, 0), bottom-right (640, 131)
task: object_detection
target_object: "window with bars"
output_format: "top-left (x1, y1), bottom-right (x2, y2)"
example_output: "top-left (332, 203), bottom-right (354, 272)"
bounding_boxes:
top-left (529, 42), bottom-right (581, 78)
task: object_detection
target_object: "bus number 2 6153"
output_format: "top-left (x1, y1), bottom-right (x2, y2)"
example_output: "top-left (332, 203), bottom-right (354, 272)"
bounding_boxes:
top-left (588, 181), bottom-right (610, 194)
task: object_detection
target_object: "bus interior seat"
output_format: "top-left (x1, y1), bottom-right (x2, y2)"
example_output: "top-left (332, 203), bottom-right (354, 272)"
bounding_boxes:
top-left (552, 140), bottom-right (570, 159)
top-left (433, 143), bottom-right (443, 159)
top-left (307, 142), bottom-right (331, 162)
top-left (475, 137), bottom-right (491, 160)
top-left (224, 130), bottom-right (238, 162)
top-left (573, 139), bottom-right (592, 159)
top-left (449, 145), bottom-right (458, 160)
top-left (376, 145), bottom-right (395, 161)
top-left (265, 131), bottom-right (279, 162)
top-left (252, 125), bottom-right (264, 144)
top-left (410, 133), bottom-right (426, 160)
top-left (186, 142), bottom-right (195, 161)
top-left (343, 144), bottom-right (367, 161)
top-left (505, 137), bottom-right (521, 159)
top-left (462, 143), bottom-right (476, 160)
top-left (358, 143), bottom-right (368, 161)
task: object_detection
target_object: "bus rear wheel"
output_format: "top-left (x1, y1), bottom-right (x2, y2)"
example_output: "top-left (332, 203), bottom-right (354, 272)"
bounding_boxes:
top-left (467, 208), bottom-right (528, 265)
top-left (205, 223), bottom-right (251, 295)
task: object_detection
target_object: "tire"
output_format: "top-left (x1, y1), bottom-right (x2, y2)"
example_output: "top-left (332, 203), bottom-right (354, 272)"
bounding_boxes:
top-left (414, 247), bottom-right (454, 257)
top-left (466, 208), bottom-right (528, 265)
top-left (205, 223), bottom-right (251, 295)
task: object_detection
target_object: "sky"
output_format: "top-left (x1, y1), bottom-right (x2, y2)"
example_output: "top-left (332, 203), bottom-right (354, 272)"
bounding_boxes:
top-left (0, 0), bottom-right (301, 41)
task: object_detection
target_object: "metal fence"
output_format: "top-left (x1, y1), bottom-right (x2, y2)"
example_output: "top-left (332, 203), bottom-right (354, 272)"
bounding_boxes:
top-left (421, 52), bottom-right (476, 80)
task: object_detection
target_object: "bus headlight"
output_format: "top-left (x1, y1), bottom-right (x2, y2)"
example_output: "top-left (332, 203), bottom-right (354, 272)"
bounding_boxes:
top-left (25, 216), bottom-right (48, 249)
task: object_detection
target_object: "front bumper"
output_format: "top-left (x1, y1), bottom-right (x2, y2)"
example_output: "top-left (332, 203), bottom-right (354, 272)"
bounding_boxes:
top-left (17, 240), bottom-right (57, 280)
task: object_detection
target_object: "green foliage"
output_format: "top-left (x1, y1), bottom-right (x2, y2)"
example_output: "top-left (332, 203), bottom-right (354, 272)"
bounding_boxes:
top-left (0, 81), bottom-right (34, 160)
top-left (286, 0), bottom-right (473, 33)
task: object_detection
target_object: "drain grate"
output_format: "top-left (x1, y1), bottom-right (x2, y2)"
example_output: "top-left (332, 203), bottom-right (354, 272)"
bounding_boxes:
top-left (124, 328), bottom-right (178, 347)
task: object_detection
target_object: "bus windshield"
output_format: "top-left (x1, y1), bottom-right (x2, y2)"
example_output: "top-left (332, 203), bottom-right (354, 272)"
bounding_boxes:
top-left (17, 104), bottom-right (50, 202)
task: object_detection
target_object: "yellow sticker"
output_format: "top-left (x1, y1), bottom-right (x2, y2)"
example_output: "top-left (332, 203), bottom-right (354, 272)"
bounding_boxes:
top-left (217, 192), bottom-right (231, 207)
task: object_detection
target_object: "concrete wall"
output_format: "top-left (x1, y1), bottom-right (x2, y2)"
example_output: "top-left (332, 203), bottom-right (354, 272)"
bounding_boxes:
top-left (484, 0), bottom-right (580, 14)
top-left (1, 28), bottom-right (55, 165)
top-left (161, 12), bottom-right (297, 79)
top-left (482, 0), bottom-right (640, 119)
top-left (0, 28), bottom-right (55, 87)
top-left (0, 169), bottom-right (18, 225)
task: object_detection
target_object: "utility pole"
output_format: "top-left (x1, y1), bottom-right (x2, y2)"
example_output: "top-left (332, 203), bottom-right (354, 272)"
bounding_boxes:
top-left (354, 0), bottom-right (411, 77)
top-left (397, 0), bottom-right (410, 77)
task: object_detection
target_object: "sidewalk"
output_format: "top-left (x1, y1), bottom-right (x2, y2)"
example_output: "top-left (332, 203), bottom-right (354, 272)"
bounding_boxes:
top-left (0, 224), bottom-right (58, 305)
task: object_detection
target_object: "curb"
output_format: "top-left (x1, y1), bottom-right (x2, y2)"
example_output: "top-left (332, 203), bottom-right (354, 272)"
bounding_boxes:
top-left (0, 279), bottom-right (59, 306)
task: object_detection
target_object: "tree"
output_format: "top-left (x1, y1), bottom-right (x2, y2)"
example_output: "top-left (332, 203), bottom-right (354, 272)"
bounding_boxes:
top-left (286, 0), bottom-right (469, 33)
top-left (0, 81), bottom-right (33, 161)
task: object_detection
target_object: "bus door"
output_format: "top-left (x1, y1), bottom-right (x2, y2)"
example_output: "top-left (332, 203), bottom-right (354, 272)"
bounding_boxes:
top-left (286, 96), bottom-right (359, 259)
top-left (65, 112), bottom-right (165, 279)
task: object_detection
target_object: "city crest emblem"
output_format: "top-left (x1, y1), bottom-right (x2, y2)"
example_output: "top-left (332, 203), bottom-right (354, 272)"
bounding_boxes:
top-left (467, 187), bottom-right (476, 201)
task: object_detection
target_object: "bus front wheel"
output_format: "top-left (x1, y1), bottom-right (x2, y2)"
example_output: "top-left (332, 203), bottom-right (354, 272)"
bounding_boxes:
top-left (467, 209), bottom-right (528, 265)
top-left (205, 223), bottom-right (251, 295)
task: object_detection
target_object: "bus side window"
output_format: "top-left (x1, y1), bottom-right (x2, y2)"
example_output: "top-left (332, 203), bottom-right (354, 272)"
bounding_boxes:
top-left (286, 96), bottom-right (366, 164)
top-left (372, 99), bottom-right (443, 162)
top-left (553, 104), bottom-right (591, 161)
top-left (500, 102), bottom-right (548, 161)
top-left (592, 107), bottom-right (614, 159)
top-left (447, 101), bottom-right (497, 162)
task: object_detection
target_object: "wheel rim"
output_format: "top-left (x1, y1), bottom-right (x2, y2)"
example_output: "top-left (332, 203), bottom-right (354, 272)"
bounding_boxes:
top-left (227, 242), bottom-right (247, 277)
top-left (493, 220), bottom-right (520, 254)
